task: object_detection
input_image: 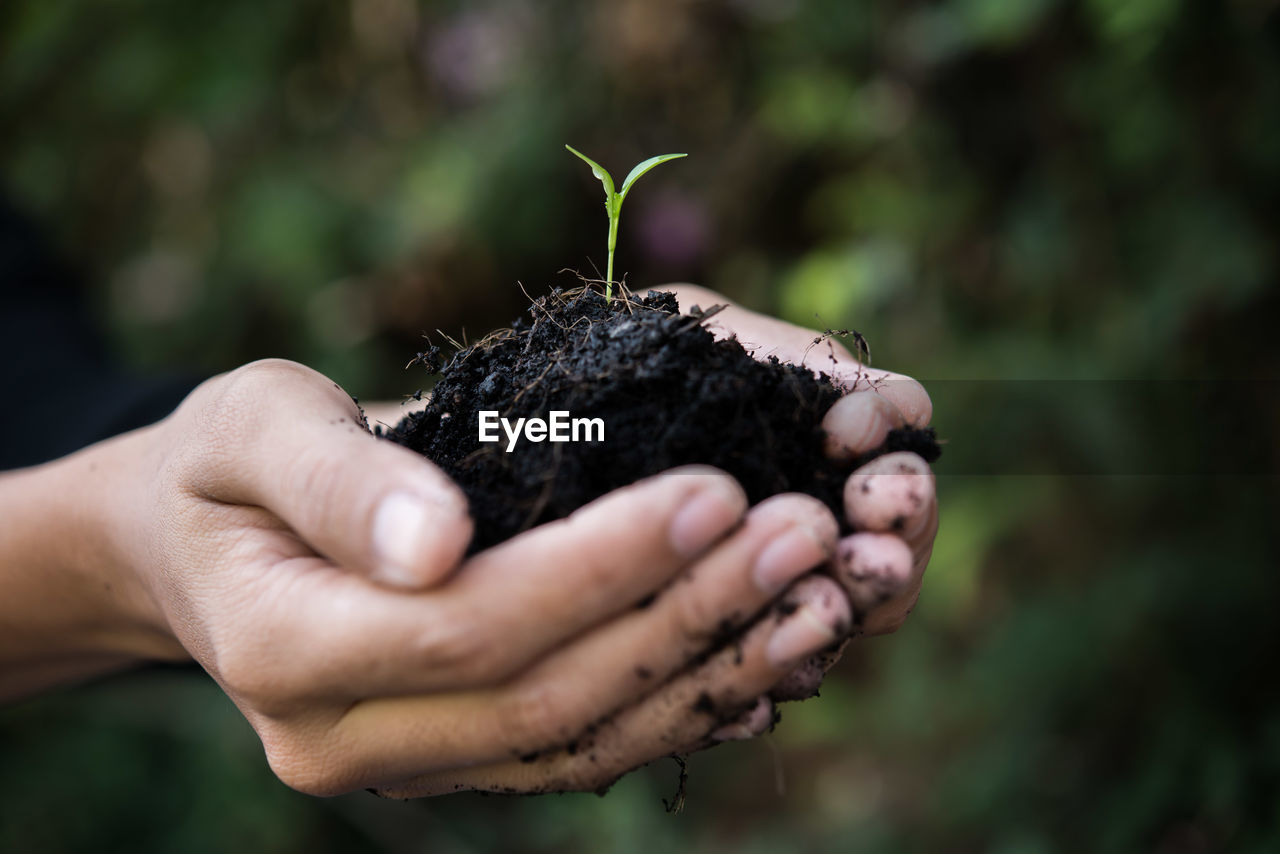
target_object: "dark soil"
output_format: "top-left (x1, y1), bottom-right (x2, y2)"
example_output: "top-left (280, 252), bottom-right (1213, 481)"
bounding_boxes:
top-left (380, 287), bottom-right (939, 553)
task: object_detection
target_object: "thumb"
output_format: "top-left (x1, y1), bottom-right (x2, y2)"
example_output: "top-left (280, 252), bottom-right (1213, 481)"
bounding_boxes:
top-left (195, 360), bottom-right (472, 589)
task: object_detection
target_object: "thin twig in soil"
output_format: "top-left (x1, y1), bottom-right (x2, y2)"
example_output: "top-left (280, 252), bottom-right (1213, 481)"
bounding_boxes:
top-left (556, 269), bottom-right (607, 296)
top-left (518, 281), bottom-right (570, 331)
top-left (472, 327), bottom-right (516, 351)
top-left (435, 328), bottom-right (465, 351)
top-left (688, 302), bottom-right (728, 323)
top-left (662, 755), bottom-right (689, 814)
top-left (557, 268), bottom-right (657, 313)
top-left (676, 303), bottom-right (727, 335)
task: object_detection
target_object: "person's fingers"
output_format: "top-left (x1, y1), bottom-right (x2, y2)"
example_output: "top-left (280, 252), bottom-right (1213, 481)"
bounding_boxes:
top-left (368, 576), bottom-right (851, 797)
top-left (183, 359), bottom-right (472, 589)
top-left (436, 466), bottom-right (749, 676)
top-left (225, 466), bottom-right (748, 706)
top-left (770, 639), bottom-right (850, 702)
top-left (439, 495), bottom-right (835, 757)
top-left (844, 452), bottom-right (936, 542)
top-left (837, 371), bottom-right (933, 428)
top-left (832, 532), bottom-right (914, 617)
top-left (305, 496), bottom-right (833, 783)
top-left (773, 513), bottom-right (927, 700)
top-left (839, 450), bottom-right (937, 632)
top-left (860, 521), bottom-right (936, 637)
top-left (772, 514), bottom-right (934, 703)
top-left (822, 392), bottom-right (907, 461)
top-left (832, 500), bottom-right (936, 637)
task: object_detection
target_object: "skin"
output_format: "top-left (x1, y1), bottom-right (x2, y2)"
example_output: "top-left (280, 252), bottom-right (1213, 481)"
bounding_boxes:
top-left (0, 285), bottom-right (936, 797)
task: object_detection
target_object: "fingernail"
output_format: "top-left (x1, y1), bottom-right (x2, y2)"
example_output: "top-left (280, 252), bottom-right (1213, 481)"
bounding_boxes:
top-left (711, 696), bottom-right (773, 742)
top-left (753, 524), bottom-right (832, 595)
top-left (669, 478), bottom-right (745, 558)
top-left (769, 654), bottom-right (827, 702)
top-left (710, 723), bottom-right (754, 741)
top-left (822, 393), bottom-right (898, 461)
top-left (766, 605), bottom-right (841, 669)
top-left (373, 491), bottom-right (432, 587)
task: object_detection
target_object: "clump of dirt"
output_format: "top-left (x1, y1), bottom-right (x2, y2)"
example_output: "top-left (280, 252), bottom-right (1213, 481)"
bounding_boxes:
top-left (380, 287), bottom-right (938, 552)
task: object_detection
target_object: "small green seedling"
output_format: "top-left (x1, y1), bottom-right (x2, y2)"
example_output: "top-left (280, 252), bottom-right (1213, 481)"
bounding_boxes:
top-left (566, 145), bottom-right (687, 300)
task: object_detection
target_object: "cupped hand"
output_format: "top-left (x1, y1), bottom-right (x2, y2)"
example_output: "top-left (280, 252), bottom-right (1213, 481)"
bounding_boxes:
top-left (665, 284), bottom-right (937, 638)
top-left (369, 285), bottom-right (940, 797)
top-left (94, 359), bottom-right (846, 796)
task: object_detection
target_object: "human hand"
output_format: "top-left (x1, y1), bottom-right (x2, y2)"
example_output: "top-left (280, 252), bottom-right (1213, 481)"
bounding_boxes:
top-left (20, 359), bottom-right (848, 796)
top-left (365, 286), bottom-right (939, 796)
top-left (665, 284), bottom-right (937, 639)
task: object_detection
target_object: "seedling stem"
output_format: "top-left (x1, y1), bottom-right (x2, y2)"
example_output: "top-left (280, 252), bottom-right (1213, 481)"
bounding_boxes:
top-left (566, 145), bottom-right (687, 300)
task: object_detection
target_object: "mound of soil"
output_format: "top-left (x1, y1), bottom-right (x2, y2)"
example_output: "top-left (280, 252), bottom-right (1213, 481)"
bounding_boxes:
top-left (380, 288), bottom-right (939, 552)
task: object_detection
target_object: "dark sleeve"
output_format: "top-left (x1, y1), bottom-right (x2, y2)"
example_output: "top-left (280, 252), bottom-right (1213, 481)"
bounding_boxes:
top-left (0, 200), bottom-right (202, 470)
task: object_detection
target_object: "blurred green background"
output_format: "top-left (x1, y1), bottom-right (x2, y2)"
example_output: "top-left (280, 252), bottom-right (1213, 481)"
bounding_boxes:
top-left (2, 0), bottom-right (1278, 851)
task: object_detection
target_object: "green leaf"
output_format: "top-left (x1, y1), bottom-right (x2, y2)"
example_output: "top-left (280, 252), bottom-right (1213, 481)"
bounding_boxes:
top-left (618, 153), bottom-right (687, 202)
top-left (565, 145), bottom-right (615, 200)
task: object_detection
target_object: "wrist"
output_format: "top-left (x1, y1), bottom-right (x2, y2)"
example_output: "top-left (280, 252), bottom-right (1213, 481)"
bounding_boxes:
top-left (74, 424), bottom-right (189, 661)
top-left (0, 425), bottom-right (187, 698)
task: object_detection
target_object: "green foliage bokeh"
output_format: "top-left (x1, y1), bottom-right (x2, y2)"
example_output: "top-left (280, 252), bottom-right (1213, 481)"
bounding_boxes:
top-left (2, 0), bottom-right (1278, 851)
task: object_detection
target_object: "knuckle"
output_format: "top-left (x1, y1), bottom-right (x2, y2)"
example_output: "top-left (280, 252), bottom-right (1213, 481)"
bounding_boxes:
top-left (211, 358), bottom-right (347, 439)
top-left (670, 585), bottom-right (721, 643)
top-left (214, 644), bottom-right (296, 712)
top-left (559, 520), bottom-right (618, 590)
top-left (206, 602), bottom-right (311, 712)
top-left (577, 551), bottom-right (618, 595)
top-left (226, 358), bottom-right (319, 396)
top-left (416, 613), bottom-right (511, 685)
top-left (166, 360), bottom-right (317, 487)
top-left (212, 360), bottom-right (299, 426)
top-left (261, 729), bottom-right (345, 796)
top-left (280, 446), bottom-right (345, 527)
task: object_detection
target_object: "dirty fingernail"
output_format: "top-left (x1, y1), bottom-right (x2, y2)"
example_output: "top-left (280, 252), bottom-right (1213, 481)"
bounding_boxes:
top-left (770, 654), bottom-right (828, 702)
top-left (711, 696), bottom-right (774, 742)
top-left (669, 478), bottom-right (746, 558)
top-left (767, 606), bottom-right (841, 668)
top-left (753, 523), bottom-right (833, 595)
top-left (373, 491), bottom-right (432, 587)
